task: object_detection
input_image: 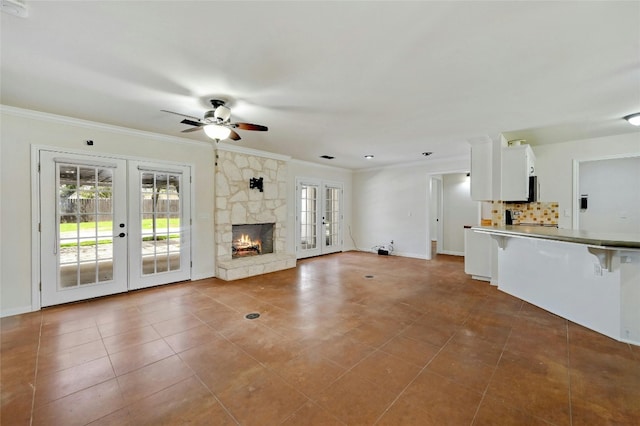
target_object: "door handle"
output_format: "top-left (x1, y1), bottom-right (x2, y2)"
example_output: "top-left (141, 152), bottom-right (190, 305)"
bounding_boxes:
top-left (118, 232), bottom-right (126, 238)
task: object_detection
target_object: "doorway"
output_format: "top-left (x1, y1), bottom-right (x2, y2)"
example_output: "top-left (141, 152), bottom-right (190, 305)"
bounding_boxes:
top-left (430, 176), bottom-right (443, 256)
top-left (296, 178), bottom-right (343, 259)
top-left (39, 150), bottom-right (191, 307)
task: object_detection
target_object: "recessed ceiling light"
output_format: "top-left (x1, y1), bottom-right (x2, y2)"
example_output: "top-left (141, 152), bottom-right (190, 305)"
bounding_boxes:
top-left (320, 155), bottom-right (335, 160)
top-left (624, 113), bottom-right (640, 126)
top-left (364, 155), bottom-right (374, 159)
top-left (422, 152), bottom-right (433, 156)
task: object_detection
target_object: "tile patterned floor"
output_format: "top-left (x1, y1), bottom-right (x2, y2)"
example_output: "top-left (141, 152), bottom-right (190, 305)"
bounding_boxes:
top-left (2, 251), bottom-right (639, 425)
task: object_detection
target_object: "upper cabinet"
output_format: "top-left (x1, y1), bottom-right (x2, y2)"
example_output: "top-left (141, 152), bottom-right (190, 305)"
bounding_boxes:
top-left (501, 144), bottom-right (536, 201)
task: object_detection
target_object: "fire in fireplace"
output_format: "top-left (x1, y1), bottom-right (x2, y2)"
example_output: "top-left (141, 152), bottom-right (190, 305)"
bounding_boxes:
top-left (232, 223), bottom-right (274, 258)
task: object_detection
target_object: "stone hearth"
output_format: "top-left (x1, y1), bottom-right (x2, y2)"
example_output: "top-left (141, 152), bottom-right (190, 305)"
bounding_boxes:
top-left (215, 149), bottom-right (295, 280)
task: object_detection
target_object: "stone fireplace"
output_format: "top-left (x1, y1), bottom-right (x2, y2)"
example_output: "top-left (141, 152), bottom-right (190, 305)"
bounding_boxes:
top-left (215, 148), bottom-right (296, 280)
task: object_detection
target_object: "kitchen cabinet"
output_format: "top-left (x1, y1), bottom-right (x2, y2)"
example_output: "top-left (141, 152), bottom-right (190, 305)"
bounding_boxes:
top-left (469, 138), bottom-right (493, 201)
top-left (501, 144), bottom-right (535, 201)
top-left (464, 228), bottom-right (492, 281)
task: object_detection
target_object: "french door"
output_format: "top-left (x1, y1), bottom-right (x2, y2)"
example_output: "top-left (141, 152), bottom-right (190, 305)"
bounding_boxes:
top-left (128, 161), bottom-right (191, 290)
top-left (39, 151), bottom-right (191, 307)
top-left (296, 179), bottom-right (343, 259)
top-left (40, 152), bottom-right (128, 306)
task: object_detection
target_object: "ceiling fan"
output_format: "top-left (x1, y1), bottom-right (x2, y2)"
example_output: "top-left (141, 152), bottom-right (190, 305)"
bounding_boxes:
top-left (162, 99), bottom-right (268, 141)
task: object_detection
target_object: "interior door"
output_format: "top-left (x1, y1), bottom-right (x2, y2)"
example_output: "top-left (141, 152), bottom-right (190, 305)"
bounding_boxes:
top-left (128, 162), bottom-right (191, 290)
top-left (40, 151), bottom-right (128, 306)
top-left (296, 179), bottom-right (343, 259)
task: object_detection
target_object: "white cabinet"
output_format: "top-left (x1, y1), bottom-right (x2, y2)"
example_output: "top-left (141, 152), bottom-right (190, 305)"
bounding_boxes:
top-left (469, 138), bottom-right (493, 201)
top-left (501, 144), bottom-right (535, 201)
top-left (464, 228), bottom-right (492, 281)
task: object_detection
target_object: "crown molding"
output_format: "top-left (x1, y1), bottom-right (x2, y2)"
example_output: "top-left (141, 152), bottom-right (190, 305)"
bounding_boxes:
top-left (0, 104), bottom-right (210, 148)
top-left (215, 142), bottom-right (291, 162)
top-left (289, 158), bottom-right (352, 173)
top-left (353, 153), bottom-right (469, 173)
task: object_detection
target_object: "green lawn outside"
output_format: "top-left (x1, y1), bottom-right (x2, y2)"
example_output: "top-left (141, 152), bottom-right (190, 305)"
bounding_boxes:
top-left (59, 234), bottom-right (180, 248)
top-left (60, 218), bottom-right (181, 233)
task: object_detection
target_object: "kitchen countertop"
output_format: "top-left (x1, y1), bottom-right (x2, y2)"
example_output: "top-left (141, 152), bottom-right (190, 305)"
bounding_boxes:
top-left (471, 225), bottom-right (640, 249)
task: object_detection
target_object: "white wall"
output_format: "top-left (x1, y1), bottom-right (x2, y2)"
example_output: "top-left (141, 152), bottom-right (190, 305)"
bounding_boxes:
top-left (534, 132), bottom-right (640, 229)
top-left (287, 160), bottom-right (354, 254)
top-left (578, 156), bottom-right (640, 233)
top-left (442, 173), bottom-right (479, 255)
top-left (352, 157), bottom-right (469, 259)
top-left (0, 107), bottom-right (216, 316)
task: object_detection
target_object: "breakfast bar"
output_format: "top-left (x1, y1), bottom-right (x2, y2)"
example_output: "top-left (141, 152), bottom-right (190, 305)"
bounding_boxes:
top-left (472, 226), bottom-right (640, 345)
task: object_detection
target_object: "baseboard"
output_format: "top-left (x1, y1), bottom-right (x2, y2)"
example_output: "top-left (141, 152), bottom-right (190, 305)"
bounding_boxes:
top-left (394, 251), bottom-right (428, 260)
top-left (439, 250), bottom-right (464, 256)
top-left (190, 272), bottom-right (216, 281)
top-left (1, 305), bottom-right (34, 318)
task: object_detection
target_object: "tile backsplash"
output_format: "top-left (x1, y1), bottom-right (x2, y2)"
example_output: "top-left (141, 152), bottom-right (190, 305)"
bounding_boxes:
top-left (491, 201), bottom-right (559, 226)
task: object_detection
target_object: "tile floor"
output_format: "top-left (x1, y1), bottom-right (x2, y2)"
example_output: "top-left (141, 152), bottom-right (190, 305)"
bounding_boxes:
top-left (1, 251), bottom-right (639, 425)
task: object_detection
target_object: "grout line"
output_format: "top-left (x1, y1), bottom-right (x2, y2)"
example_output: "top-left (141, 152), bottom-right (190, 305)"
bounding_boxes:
top-left (468, 300), bottom-right (526, 426)
top-left (372, 331), bottom-right (457, 425)
top-left (566, 320), bottom-right (573, 426)
top-left (469, 326), bottom-right (513, 425)
top-left (29, 314), bottom-right (44, 426)
top-left (177, 364), bottom-right (242, 426)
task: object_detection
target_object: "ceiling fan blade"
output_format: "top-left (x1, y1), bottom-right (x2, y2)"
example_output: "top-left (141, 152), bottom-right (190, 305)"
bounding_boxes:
top-left (180, 118), bottom-right (205, 127)
top-left (161, 109), bottom-right (201, 121)
top-left (229, 129), bottom-right (242, 141)
top-left (181, 126), bottom-right (203, 133)
top-left (233, 122), bottom-right (268, 131)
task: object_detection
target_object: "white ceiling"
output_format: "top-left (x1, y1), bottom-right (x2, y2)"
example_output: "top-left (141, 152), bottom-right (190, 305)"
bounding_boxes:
top-left (2, 1), bottom-right (639, 169)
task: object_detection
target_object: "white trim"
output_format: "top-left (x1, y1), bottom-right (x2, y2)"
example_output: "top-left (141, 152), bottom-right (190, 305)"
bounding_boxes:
top-left (137, 165), bottom-right (184, 174)
top-left (31, 147), bottom-right (41, 312)
top-left (289, 158), bottom-right (352, 173)
top-left (573, 152), bottom-right (640, 163)
top-left (353, 153), bottom-right (469, 173)
top-left (215, 143), bottom-right (291, 162)
top-left (32, 144), bottom-right (197, 168)
top-left (439, 250), bottom-right (465, 256)
top-left (1, 306), bottom-right (34, 318)
top-left (191, 272), bottom-right (215, 281)
top-left (394, 251), bottom-right (429, 260)
top-left (54, 157), bottom-right (118, 168)
top-left (572, 159), bottom-right (580, 230)
top-left (2, 104), bottom-right (209, 148)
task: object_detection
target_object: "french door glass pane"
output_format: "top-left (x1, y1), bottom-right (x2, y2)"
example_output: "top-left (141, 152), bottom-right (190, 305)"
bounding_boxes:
top-left (58, 164), bottom-right (114, 289)
top-left (325, 187), bottom-right (340, 246)
top-left (140, 171), bottom-right (181, 275)
top-left (300, 185), bottom-right (318, 250)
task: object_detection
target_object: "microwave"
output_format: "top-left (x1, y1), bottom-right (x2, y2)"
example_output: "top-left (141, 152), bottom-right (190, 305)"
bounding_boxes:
top-left (506, 176), bottom-right (538, 203)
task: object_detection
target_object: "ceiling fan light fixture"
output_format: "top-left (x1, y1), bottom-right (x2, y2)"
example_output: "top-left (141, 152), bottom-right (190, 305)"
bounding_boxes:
top-left (214, 105), bottom-right (231, 122)
top-left (624, 113), bottom-right (640, 126)
top-left (203, 124), bottom-right (231, 140)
